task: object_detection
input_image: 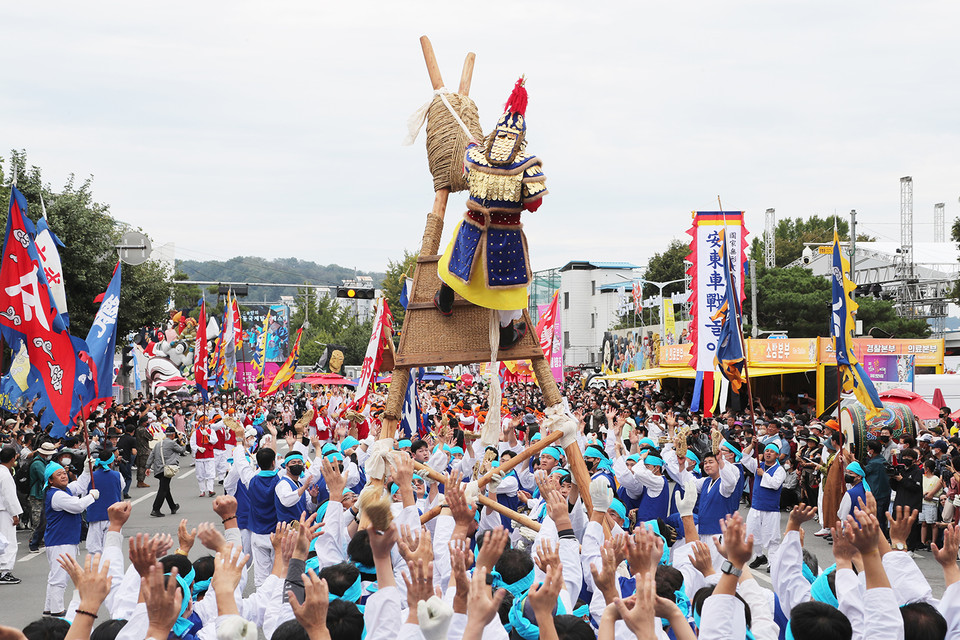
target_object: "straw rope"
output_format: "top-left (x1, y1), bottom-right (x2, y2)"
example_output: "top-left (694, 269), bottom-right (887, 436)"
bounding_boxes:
top-left (426, 93), bottom-right (483, 192)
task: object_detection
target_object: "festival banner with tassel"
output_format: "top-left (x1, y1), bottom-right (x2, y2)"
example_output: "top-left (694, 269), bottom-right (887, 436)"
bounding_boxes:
top-left (686, 211), bottom-right (747, 414)
top-left (535, 289), bottom-right (562, 382)
top-left (831, 228), bottom-right (884, 417)
top-left (84, 261), bottom-right (121, 409)
top-left (195, 299), bottom-right (209, 402)
top-left (349, 298), bottom-right (393, 412)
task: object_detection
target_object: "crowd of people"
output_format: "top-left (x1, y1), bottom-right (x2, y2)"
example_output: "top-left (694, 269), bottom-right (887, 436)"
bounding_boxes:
top-left (0, 375), bottom-right (958, 640)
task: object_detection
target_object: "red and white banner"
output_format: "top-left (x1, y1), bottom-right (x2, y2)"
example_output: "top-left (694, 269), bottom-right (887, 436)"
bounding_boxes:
top-left (686, 212), bottom-right (747, 372)
top-left (632, 281), bottom-right (642, 315)
top-left (536, 290), bottom-right (562, 382)
top-left (351, 298), bottom-right (393, 411)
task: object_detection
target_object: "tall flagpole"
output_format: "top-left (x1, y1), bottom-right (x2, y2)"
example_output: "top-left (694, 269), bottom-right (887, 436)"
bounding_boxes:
top-left (718, 196), bottom-right (756, 429)
top-left (834, 215), bottom-right (844, 428)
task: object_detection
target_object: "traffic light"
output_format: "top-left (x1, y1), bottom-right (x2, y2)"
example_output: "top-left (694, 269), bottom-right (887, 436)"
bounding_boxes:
top-left (121, 345), bottom-right (135, 379)
top-left (336, 287), bottom-right (375, 299)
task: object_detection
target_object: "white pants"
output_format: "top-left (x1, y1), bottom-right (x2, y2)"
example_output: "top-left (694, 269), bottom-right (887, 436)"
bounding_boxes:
top-left (250, 532), bottom-right (274, 588)
top-left (0, 512), bottom-right (16, 571)
top-left (214, 450), bottom-right (229, 480)
top-left (45, 543), bottom-right (78, 613)
top-left (240, 528), bottom-right (253, 568)
top-left (746, 509), bottom-right (781, 559)
top-left (195, 458), bottom-right (216, 494)
top-left (85, 520), bottom-right (109, 556)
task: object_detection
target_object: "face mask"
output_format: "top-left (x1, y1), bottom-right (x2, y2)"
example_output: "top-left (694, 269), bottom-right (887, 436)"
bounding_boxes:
top-left (903, 459), bottom-right (914, 467)
top-left (844, 474), bottom-right (856, 484)
top-left (879, 435), bottom-right (890, 443)
top-left (288, 464), bottom-right (304, 477)
top-left (60, 458), bottom-right (71, 466)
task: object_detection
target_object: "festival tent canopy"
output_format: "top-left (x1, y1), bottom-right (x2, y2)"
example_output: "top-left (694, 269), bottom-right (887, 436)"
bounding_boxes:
top-left (298, 373), bottom-right (355, 386)
top-left (600, 366), bottom-right (815, 382)
top-left (421, 371), bottom-right (456, 382)
top-left (878, 388), bottom-right (940, 421)
top-left (156, 376), bottom-right (192, 388)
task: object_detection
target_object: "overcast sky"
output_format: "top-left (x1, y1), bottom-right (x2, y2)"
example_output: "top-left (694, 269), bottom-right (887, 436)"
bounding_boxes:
top-left (3, 1), bottom-right (959, 276)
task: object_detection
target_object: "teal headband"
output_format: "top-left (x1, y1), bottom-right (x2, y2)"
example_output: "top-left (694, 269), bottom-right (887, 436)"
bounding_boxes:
top-left (491, 568), bottom-right (535, 598)
top-left (284, 453), bottom-right (305, 466)
top-left (626, 454), bottom-right (641, 464)
top-left (810, 564), bottom-right (838, 608)
top-left (541, 446), bottom-right (563, 461)
top-left (584, 445), bottom-right (606, 459)
top-left (845, 461), bottom-right (871, 493)
top-left (644, 455), bottom-right (664, 467)
top-left (325, 451), bottom-right (344, 462)
top-left (638, 438), bottom-right (657, 449)
top-left (166, 571), bottom-right (195, 637)
top-left (329, 574), bottom-right (363, 603)
top-left (398, 439), bottom-right (412, 449)
top-left (764, 443), bottom-right (780, 454)
top-left (610, 499), bottom-right (628, 526)
top-left (95, 454), bottom-right (115, 469)
top-left (450, 446), bottom-right (463, 456)
top-left (43, 461), bottom-right (65, 487)
top-left (341, 436), bottom-right (360, 452)
top-left (721, 441), bottom-right (743, 461)
top-left (531, 433), bottom-right (542, 442)
top-left (639, 519), bottom-right (671, 565)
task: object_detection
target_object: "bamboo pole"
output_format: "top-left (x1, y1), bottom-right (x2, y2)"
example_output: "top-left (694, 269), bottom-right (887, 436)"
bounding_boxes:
top-left (458, 53), bottom-right (476, 95)
top-left (420, 504), bottom-right (443, 525)
top-left (474, 430), bottom-right (563, 489)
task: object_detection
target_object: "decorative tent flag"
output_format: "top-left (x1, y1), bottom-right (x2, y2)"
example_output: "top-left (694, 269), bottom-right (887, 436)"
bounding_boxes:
top-left (34, 194), bottom-right (69, 327)
top-left (84, 261), bottom-right (121, 408)
top-left (223, 290), bottom-right (237, 387)
top-left (710, 229), bottom-right (746, 395)
top-left (0, 186), bottom-right (93, 436)
top-left (399, 276), bottom-right (414, 310)
top-left (399, 367), bottom-right (421, 438)
top-left (195, 299), bottom-right (209, 402)
top-left (265, 327), bottom-right (302, 395)
top-left (831, 228), bottom-right (884, 417)
top-left (350, 298), bottom-right (394, 412)
top-left (632, 280), bottom-right (643, 315)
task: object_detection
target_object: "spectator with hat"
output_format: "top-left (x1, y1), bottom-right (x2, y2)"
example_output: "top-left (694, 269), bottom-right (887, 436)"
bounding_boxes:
top-left (27, 441), bottom-right (59, 552)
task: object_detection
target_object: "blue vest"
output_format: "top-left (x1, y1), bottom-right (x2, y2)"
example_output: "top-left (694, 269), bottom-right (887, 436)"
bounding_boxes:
top-left (350, 465), bottom-right (367, 495)
top-left (726, 464), bottom-right (745, 514)
top-left (247, 472), bottom-right (280, 534)
top-left (635, 482), bottom-right (671, 522)
top-left (86, 469), bottom-right (123, 523)
top-left (698, 476), bottom-right (731, 535)
top-left (618, 484), bottom-right (644, 514)
top-left (234, 479), bottom-right (250, 530)
top-left (45, 487), bottom-right (82, 546)
top-left (495, 471), bottom-right (520, 529)
top-left (843, 483), bottom-right (867, 522)
top-left (751, 462), bottom-right (782, 512)
top-left (275, 476), bottom-right (308, 523)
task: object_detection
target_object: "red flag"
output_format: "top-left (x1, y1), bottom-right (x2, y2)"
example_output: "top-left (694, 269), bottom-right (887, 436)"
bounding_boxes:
top-left (349, 299), bottom-right (393, 413)
top-left (632, 281), bottom-right (642, 314)
top-left (232, 297), bottom-right (242, 348)
top-left (535, 290), bottom-right (559, 361)
top-left (195, 300), bottom-right (208, 394)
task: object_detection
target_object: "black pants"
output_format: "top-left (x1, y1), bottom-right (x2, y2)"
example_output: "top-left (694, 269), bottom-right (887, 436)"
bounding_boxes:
top-left (152, 475), bottom-right (176, 513)
top-left (875, 495), bottom-right (890, 538)
top-left (119, 461), bottom-right (132, 496)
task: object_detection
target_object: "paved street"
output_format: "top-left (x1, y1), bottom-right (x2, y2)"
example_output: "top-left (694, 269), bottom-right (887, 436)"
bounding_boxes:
top-left (1, 463), bottom-right (950, 630)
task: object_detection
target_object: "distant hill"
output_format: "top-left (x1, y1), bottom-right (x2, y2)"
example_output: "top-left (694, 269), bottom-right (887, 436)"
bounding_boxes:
top-left (176, 256), bottom-right (385, 302)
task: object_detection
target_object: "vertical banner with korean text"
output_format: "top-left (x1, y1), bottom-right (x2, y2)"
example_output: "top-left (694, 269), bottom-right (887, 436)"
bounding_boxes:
top-left (537, 302), bottom-right (563, 382)
top-left (687, 211), bottom-right (748, 372)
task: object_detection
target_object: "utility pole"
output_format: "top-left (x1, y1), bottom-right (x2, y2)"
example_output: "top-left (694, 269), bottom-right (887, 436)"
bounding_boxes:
top-left (750, 259), bottom-right (758, 338)
top-left (850, 209), bottom-right (857, 299)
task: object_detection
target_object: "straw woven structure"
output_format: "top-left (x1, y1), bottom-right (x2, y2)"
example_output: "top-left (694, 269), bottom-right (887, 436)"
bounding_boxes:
top-left (425, 93), bottom-right (483, 192)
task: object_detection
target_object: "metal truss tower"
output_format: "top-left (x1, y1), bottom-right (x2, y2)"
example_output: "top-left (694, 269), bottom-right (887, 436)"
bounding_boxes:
top-left (900, 177), bottom-right (914, 277)
top-left (764, 208), bottom-right (776, 268)
top-left (934, 202), bottom-right (945, 243)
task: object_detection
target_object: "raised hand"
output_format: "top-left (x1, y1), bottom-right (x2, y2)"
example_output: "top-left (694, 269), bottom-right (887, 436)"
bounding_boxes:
top-left (129, 533), bottom-right (160, 577)
top-left (212, 495), bottom-right (238, 522)
top-left (212, 544), bottom-right (250, 615)
top-left (397, 524), bottom-right (434, 565)
top-left (107, 501), bottom-right (132, 532)
top-left (367, 523), bottom-right (398, 561)
top-left (846, 510), bottom-right (881, 555)
top-left (402, 558), bottom-right (437, 612)
top-left (476, 527), bottom-right (508, 572)
top-left (715, 513), bottom-right (753, 568)
top-left (449, 537), bottom-right (472, 613)
top-left (466, 567), bottom-right (506, 634)
top-left (143, 563), bottom-right (182, 640)
top-left (271, 521), bottom-right (291, 555)
top-left (689, 540), bottom-right (715, 577)
top-left (888, 505), bottom-right (919, 549)
top-left (288, 571), bottom-right (331, 640)
top-left (589, 540), bottom-right (618, 600)
top-left (446, 473), bottom-right (477, 531)
top-left (197, 522), bottom-right (228, 554)
top-left (177, 519), bottom-right (197, 554)
top-left (528, 564), bottom-right (564, 634)
top-left (613, 571), bottom-right (657, 640)
top-left (831, 522), bottom-right (858, 567)
top-left (58, 552), bottom-right (112, 614)
top-left (787, 504), bottom-right (818, 532)
top-left (931, 523), bottom-right (960, 587)
top-left (320, 456), bottom-right (346, 499)
top-left (626, 524), bottom-right (663, 576)
top-left (534, 539), bottom-right (561, 574)
top-left (293, 512), bottom-right (323, 560)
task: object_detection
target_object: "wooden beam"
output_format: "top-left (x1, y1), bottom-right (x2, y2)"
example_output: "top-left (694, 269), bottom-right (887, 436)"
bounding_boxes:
top-left (475, 430), bottom-right (563, 489)
top-left (459, 53), bottom-right (476, 95)
top-left (420, 36), bottom-right (444, 90)
top-left (477, 494), bottom-right (541, 532)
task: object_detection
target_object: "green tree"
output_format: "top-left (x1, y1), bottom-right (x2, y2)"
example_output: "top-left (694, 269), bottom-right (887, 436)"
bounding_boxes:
top-left (742, 265), bottom-right (930, 338)
top-left (643, 239), bottom-right (688, 298)
top-left (0, 150), bottom-right (172, 340)
top-left (381, 250), bottom-right (417, 330)
top-left (749, 215), bottom-right (875, 267)
top-left (288, 291), bottom-right (371, 368)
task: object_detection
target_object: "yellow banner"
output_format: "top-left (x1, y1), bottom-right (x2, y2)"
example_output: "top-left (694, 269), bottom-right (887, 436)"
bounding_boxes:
top-left (663, 295), bottom-right (676, 340)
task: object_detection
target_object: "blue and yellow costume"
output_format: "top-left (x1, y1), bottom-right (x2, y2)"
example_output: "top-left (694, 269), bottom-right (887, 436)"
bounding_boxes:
top-left (437, 78), bottom-right (548, 311)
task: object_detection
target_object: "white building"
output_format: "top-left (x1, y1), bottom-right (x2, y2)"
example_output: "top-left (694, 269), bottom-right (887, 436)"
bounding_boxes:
top-left (558, 261), bottom-right (642, 366)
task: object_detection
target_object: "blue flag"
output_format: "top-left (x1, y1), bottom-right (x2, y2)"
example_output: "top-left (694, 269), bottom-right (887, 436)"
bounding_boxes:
top-left (711, 228), bottom-right (746, 394)
top-left (85, 262), bottom-right (121, 407)
top-left (399, 367), bottom-right (421, 438)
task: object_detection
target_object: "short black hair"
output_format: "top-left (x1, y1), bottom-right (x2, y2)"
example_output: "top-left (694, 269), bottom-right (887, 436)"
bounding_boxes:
top-left (788, 601), bottom-right (852, 640)
top-left (0, 446), bottom-right (16, 464)
top-left (22, 617), bottom-right (71, 640)
top-left (159, 553), bottom-right (193, 578)
top-left (554, 615), bottom-right (595, 640)
top-left (867, 440), bottom-right (883, 456)
top-left (192, 555), bottom-right (215, 596)
top-left (318, 562), bottom-right (361, 598)
top-left (346, 530), bottom-right (374, 574)
top-left (257, 447), bottom-right (277, 470)
top-left (326, 600), bottom-right (364, 640)
top-left (495, 548), bottom-right (534, 585)
top-left (410, 439), bottom-right (428, 455)
top-left (91, 619), bottom-right (128, 640)
top-left (900, 601), bottom-right (947, 640)
top-left (271, 619), bottom-right (309, 640)
top-left (692, 585), bottom-right (752, 629)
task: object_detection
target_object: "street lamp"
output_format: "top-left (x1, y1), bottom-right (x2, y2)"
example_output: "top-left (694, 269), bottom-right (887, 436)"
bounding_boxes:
top-left (643, 278), bottom-right (687, 338)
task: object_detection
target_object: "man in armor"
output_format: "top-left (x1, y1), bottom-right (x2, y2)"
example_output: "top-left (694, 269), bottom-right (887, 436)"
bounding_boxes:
top-left (435, 78), bottom-right (547, 349)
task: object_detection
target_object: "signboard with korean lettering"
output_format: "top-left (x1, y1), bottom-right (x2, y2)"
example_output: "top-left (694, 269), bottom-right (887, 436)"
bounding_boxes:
top-left (818, 338), bottom-right (944, 368)
top-left (686, 211), bottom-right (748, 372)
top-left (747, 338), bottom-right (818, 366)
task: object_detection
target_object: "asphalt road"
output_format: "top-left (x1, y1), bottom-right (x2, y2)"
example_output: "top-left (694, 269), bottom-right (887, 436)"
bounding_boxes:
top-left (1, 464), bottom-right (950, 631)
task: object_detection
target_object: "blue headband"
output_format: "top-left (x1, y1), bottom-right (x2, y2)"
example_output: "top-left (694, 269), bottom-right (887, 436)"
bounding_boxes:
top-left (721, 441), bottom-right (743, 461)
top-left (541, 447), bottom-right (563, 461)
top-left (491, 568), bottom-right (535, 598)
top-left (626, 453), bottom-right (641, 464)
top-left (644, 455), bottom-right (664, 467)
top-left (329, 574), bottom-right (363, 603)
top-left (341, 437), bottom-right (360, 452)
top-left (685, 450), bottom-right (701, 474)
top-left (531, 433), bottom-right (542, 442)
top-left (809, 564), bottom-right (838, 608)
top-left (610, 499), bottom-right (628, 526)
top-left (43, 461), bottom-right (65, 487)
top-left (802, 562), bottom-right (816, 585)
top-left (764, 443), bottom-right (780, 454)
top-left (584, 445), bottom-right (606, 459)
top-left (640, 520), bottom-right (671, 566)
top-left (192, 578), bottom-right (211, 597)
top-left (639, 438), bottom-right (657, 449)
top-left (94, 454), bottom-right (115, 469)
top-left (166, 571), bottom-right (195, 637)
top-left (325, 452), bottom-right (344, 462)
top-left (508, 586), bottom-right (567, 639)
top-left (450, 446), bottom-right (463, 456)
top-left (398, 439), bottom-right (412, 449)
top-left (845, 461), bottom-right (871, 493)
top-left (284, 453), bottom-right (305, 466)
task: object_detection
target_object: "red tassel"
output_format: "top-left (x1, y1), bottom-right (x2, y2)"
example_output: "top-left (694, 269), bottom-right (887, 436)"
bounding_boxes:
top-left (504, 76), bottom-right (527, 117)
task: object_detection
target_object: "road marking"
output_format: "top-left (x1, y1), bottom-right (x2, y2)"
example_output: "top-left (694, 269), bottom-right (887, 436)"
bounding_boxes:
top-left (131, 467), bottom-right (196, 506)
top-left (17, 550), bottom-right (43, 563)
top-left (750, 570), bottom-right (773, 587)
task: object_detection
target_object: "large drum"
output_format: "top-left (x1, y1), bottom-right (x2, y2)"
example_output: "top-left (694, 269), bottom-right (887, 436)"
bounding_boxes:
top-left (839, 401), bottom-right (916, 460)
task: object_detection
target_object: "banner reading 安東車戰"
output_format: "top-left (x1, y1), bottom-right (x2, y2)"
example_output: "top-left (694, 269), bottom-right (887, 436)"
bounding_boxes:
top-left (686, 211), bottom-right (748, 373)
